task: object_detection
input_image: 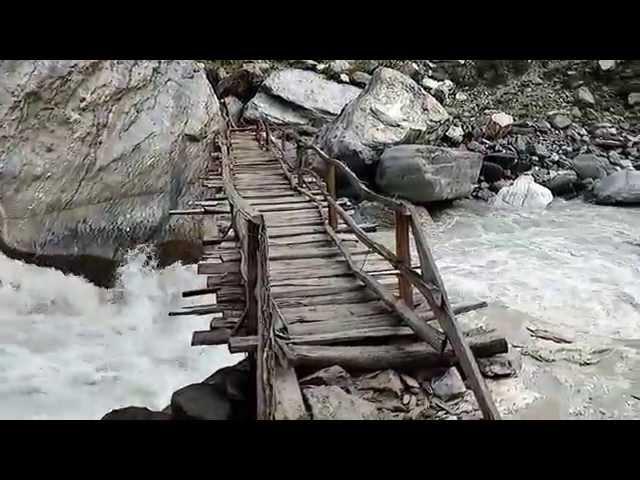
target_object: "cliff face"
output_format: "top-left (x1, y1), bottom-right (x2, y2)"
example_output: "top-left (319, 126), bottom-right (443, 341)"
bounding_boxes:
top-left (0, 60), bottom-right (223, 283)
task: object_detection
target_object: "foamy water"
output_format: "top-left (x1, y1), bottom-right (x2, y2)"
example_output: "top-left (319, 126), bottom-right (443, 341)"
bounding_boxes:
top-left (0, 247), bottom-right (240, 419)
top-left (1, 200), bottom-right (639, 419)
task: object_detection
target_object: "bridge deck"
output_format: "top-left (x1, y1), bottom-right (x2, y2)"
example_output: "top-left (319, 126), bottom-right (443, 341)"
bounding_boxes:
top-left (174, 123), bottom-right (504, 420)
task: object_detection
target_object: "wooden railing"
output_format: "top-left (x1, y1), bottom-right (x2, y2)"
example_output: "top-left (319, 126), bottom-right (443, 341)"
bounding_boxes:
top-left (255, 117), bottom-right (501, 420)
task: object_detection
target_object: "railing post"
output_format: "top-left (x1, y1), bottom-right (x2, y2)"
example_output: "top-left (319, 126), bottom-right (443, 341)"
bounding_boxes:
top-left (264, 121), bottom-right (271, 149)
top-left (281, 133), bottom-right (286, 159)
top-left (296, 143), bottom-right (305, 187)
top-left (327, 163), bottom-right (338, 230)
top-left (395, 211), bottom-right (413, 308)
top-left (245, 220), bottom-right (259, 335)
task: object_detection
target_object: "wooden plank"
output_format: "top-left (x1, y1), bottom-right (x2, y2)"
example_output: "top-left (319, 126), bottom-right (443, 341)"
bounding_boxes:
top-left (275, 289), bottom-right (381, 308)
top-left (197, 261), bottom-right (240, 275)
top-left (182, 287), bottom-right (217, 298)
top-left (191, 328), bottom-right (231, 346)
top-left (395, 211), bottom-right (413, 308)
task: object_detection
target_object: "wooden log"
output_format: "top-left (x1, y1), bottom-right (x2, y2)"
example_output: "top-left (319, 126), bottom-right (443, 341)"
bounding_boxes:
top-left (288, 336), bottom-right (508, 370)
top-left (404, 202), bottom-right (500, 420)
top-left (191, 328), bottom-right (231, 346)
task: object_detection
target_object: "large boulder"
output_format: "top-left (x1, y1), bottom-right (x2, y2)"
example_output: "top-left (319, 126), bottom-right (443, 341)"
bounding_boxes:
top-left (375, 145), bottom-right (482, 203)
top-left (571, 154), bottom-right (616, 180)
top-left (0, 61), bottom-right (222, 282)
top-left (243, 68), bottom-right (361, 127)
top-left (316, 67), bottom-right (449, 180)
top-left (101, 406), bottom-right (171, 420)
top-left (170, 383), bottom-right (233, 420)
top-left (592, 170), bottom-right (640, 205)
top-left (492, 175), bottom-right (553, 209)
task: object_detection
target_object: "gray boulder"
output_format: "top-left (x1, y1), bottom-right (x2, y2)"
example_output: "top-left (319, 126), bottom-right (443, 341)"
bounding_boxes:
top-left (316, 67), bottom-right (449, 178)
top-left (243, 68), bottom-right (361, 126)
top-left (572, 154), bottom-right (616, 180)
top-left (171, 383), bottom-right (233, 420)
top-left (593, 170), bottom-right (640, 205)
top-left (0, 60), bottom-right (222, 281)
top-left (545, 170), bottom-right (579, 196)
top-left (375, 145), bottom-right (482, 203)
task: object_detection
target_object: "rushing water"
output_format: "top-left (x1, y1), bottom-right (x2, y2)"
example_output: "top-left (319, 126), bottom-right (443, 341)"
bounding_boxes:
top-left (0, 247), bottom-right (240, 419)
top-left (1, 199), bottom-right (639, 419)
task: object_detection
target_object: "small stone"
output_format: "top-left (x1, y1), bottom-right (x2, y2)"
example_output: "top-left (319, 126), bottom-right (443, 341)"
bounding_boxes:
top-left (485, 112), bottom-right (514, 139)
top-left (628, 93), bottom-right (640, 106)
top-left (402, 393), bottom-right (411, 406)
top-left (478, 350), bottom-right (522, 378)
top-left (549, 113), bottom-right (572, 130)
top-left (357, 369), bottom-right (404, 397)
top-left (300, 365), bottom-right (352, 389)
top-left (445, 124), bottom-right (464, 144)
top-left (529, 143), bottom-right (550, 159)
top-left (408, 395), bottom-right (418, 410)
top-left (571, 106), bottom-right (582, 118)
top-left (455, 91), bottom-right (468, 101)
top-left (350, 71), bottom-right (371, 87)
top-left (536, 120), bottom-right (552, 131)
top-left (431, 367), bottom-right (466, 401)
top-left (328, 60), bottom-right (351, 75)
top-left (598, 60), bottom-right (617, 71)
top-left (400, 373), bottom-right (421, 390)
top-left (575, 86), bottom-right (596, 106)
top-left (338, 73), bottom-right (350, 83)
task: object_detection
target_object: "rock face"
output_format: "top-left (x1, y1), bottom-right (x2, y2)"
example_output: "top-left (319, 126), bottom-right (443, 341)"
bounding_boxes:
top-left (243, 68), bottom-right (361, 126)
top-left (0, 60), bottom-right (222, 281)
top-left (316, 67), bottom-right (449, 179)
top-left (593, 170), bottom-right (640, 205)
top-left (492, 175), bottom-right (554, 209)
top-left (375, 145), bottom-right (483, 203)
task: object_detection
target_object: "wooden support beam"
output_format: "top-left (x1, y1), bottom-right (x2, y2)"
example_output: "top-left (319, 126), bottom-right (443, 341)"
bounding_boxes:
top-left (182, 287), bottom-right (218, 298)
top-left (191, 328), bottom-right (231, 346)
top-left (326, 163), bottom-right (338, 230)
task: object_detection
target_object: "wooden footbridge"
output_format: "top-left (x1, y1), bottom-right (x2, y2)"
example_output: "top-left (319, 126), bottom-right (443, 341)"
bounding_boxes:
top-left (170, 107), bottom-right (507, 420)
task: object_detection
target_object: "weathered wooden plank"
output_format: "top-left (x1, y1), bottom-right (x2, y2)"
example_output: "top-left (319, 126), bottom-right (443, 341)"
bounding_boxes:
top-left (197, 261), bottom-right (240, 275)
top-left (275, 289), bottom-right (381, 308)
top-left (191, 328), bottom-right (231, 346)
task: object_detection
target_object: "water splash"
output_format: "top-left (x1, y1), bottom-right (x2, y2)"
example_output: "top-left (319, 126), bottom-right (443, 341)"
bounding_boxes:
top-left (0, 246), bottom-right (240, 419)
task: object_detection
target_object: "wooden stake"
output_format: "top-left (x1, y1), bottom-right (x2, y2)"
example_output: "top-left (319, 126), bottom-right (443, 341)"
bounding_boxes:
top-left (395, 211), bottom-right (413, 308)
top-left (327, 163), bottom-right (338, 230)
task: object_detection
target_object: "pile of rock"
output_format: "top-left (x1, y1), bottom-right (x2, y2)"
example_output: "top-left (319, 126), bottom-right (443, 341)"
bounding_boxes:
top-left (101, 358), bottom-right (251, 420)
top-left (299, 348), bottom-right (521, 420)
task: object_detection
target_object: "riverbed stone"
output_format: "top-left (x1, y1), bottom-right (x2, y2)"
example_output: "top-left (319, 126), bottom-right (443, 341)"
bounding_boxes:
top-left (593, 169), bottom-right (640, 205)
top-left (431, 367), bottom-right (466, 401)
top-left (101, 406), bottom-right (171, 420)
top-left (571, 153), bottom-right (616, 180)
top-left (303, 386), bottom-right (380, 420)
top-left (492, 175), bottom-right (553, 209)
top-left (171, 383), bottom-right (233, 420)
top-left (375, 145), bottom-right (483, 203)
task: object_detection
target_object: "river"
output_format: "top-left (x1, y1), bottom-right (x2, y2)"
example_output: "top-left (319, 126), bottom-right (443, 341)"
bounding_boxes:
top-left (1, 199), bottom-right (639, 419)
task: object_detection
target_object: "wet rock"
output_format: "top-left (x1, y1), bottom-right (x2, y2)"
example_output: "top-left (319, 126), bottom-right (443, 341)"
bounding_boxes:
top-left (481, 161), bottom-right (509, 183)
top-left (484, 112), bottom-right (514, 139)
top-left (171, 383), bottom-right (233, 420)
top-left (101, 406), bottom-right (171, 420)
top-left (492, 175), bottom-right (553, 209)
top-left (431, 367), bottom-right (466, 401)
top-left (356, 369), bottom-right (405, 397)
top-left (571, 153), bottom-right (616, 180)
top-left (351, 71), bottom-right (372, 87)
top-left (243, 68), bottom-right (362, 126)
top-left (593, 170), bottom-right (640, 205)
top-left (316, 67), bottom-right (449, 178)
top-left (303, 386), bottom-right (380, 420)
top-left (203, 358), bottom-right (250, 403)
top-left (0, 60), bottom-right (222, 270)
top-left (352, 200), bottom-right (396, 228)
top-left (549, 113), bottom-right (572, 130)
top-left (223, 96), bottom-right (244, 125)
top-left (376, 145), bottom-right (483, 203)
top-left (217, 62), bottom-right (268, 101)
top-left (478, 350), bottom-right (522, 378)
top-left (490, 179), bottom-right (513, 193)
top-left (545, 170), bottom-right (579, 196)
top-left (629, 93), bottom-right (640, 106)
top-left (575, 86), bottom-right (596, 106)
top-left (608, 152), bottom-right (634, 169)
top-left (400, 373), bottom-right (421, 392)
top-left (300, 365), bottom-right (352, 390)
